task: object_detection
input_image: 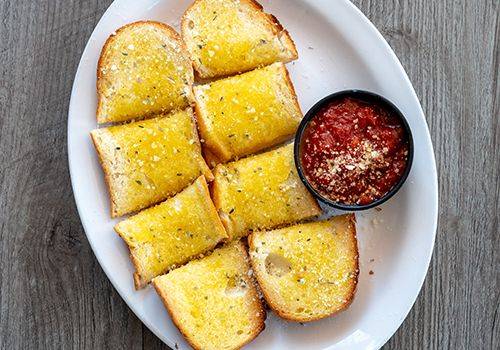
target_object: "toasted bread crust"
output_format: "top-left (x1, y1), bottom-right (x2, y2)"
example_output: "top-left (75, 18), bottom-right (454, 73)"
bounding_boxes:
top-left (248, 215), bottom-right (359, 322)
top-left (233, 242), bottom-right (267, 348)
top-left (266, 13), bottom-right (298, 60)
top-left (280, 63), bottom-right (302, 116)
top-left (97, 21), bottom-right (194, 123)
top-left (180, 0), bottom-right (209, 78)
top-left (192, 94), bottom-right (233, 161)
top-left (114, 216), bottom-right (150, 289)
top-left (181, 0), bottom-right (298, 79)
top-left (202, 146), bottom-right (223, 169)
top-left (195, 175), bottom-right (229, 240)
top-left (210, 165), bottom-right (231, 232)
top-left (187, 108), bottom-right (214, 181)
top-left (152, 279), bottom-right (203, 350)
top-left (90, 129), bottom-right (121, 217)
top-left (228, 242), bottom-right (267, 349)
top-left (114, 220), bottom-right (149, 289)
top-left (152, 242), bottom-right (266, 350)
top-left (133, 272), bottom-right (144, 290)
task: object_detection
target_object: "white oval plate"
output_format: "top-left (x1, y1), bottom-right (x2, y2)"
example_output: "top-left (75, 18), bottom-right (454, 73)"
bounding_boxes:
top-left (68, 1), bottom-right (438, 349)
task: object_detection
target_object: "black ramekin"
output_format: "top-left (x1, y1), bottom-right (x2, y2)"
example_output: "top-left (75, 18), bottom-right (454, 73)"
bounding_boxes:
top-left (294, 90), bottom-right (414, 211)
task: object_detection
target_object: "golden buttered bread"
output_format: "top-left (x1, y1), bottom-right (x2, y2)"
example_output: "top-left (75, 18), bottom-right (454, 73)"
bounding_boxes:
top-left (194, 62), bottom-right (302, 163)
top-left (97, 21), bottom-right (194, 123)
top-left (248, 215), bottom-right (359, 322)
top-left (152, 242), bottom-right (265, 350)
top-left (181, 0), bottom-right (298, 78)
top-left (91, 108), bottom-right (211, 217)
top-left (115, 176), bottom-right (228, 289)
top-left (212, 143), bottom-right (322, 239)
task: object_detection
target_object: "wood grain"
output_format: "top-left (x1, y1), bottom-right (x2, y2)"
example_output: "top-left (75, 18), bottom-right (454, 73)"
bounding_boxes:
top-left (0, 0), bottom-right (498, 349)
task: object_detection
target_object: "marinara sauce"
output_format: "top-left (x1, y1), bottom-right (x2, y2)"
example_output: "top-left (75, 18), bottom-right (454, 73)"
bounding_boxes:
top-left (300, 97), bottom-right (409, 206)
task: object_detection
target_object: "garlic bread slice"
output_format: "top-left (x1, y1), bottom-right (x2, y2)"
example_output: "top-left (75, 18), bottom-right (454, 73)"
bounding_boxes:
top-left (212, 143), bottom-right (321, 239)
top-left (194, 63), bottom-right (302, 162)
top-left (97, 21), bottom-right (194, 123)
top-left (91, 108), bottom-right (211, 217)
top-left (181, 0), bottom-right (298, 78)
top-left (248, 215), bottom-right (359, 322)
top-left (152, 242), bottom-right (265, 350)
top-left (115, 176), bottom-right (228, 289)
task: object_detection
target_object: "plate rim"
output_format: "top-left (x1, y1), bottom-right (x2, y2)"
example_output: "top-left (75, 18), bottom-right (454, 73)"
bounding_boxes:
top-left (67, 1), bottom-right (439, 349)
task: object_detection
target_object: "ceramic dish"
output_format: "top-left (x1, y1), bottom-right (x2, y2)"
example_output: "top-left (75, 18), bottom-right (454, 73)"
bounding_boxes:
top-left (68, 1), bottom-right (438, 349)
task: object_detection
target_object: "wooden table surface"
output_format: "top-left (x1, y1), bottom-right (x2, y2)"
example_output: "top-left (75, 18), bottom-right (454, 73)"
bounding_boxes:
top-left (0, 0), bottom-right (498, 349)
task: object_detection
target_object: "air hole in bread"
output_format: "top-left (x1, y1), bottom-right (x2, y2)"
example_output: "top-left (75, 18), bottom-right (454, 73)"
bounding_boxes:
top-left (265, 253), bottom-right (292, 277)
top-left (225, 274), bottom-right (248, 297)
